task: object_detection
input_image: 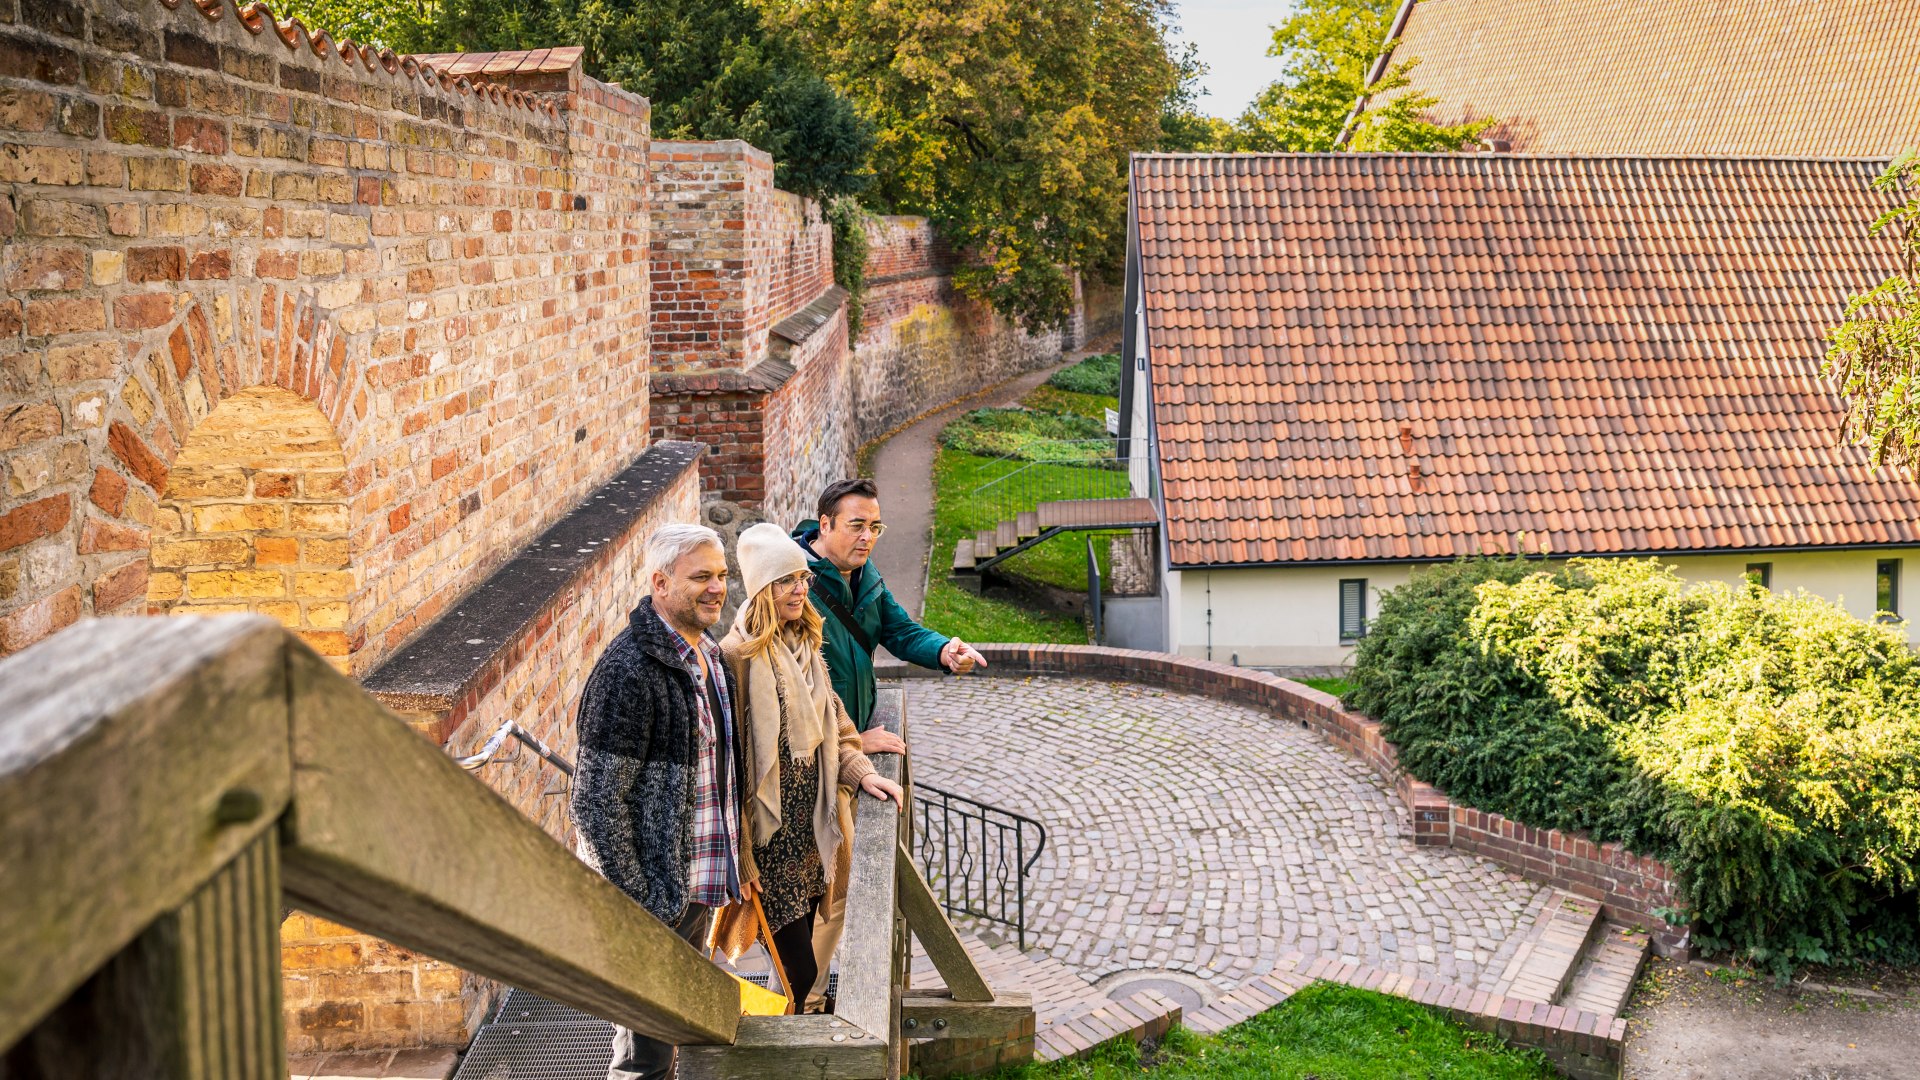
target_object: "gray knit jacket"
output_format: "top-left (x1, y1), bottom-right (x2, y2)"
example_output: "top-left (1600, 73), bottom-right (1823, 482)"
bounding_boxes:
top-left (570, 597), bottom-right (746, 923)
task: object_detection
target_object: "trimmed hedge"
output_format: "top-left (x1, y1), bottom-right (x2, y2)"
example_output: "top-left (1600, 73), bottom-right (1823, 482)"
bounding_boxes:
top-left (1348, 558), bottom-right (1920, 973)
top-left (1046, 351), bottom-right (1122, 396)
top-left (938, 406), bottom-right (1109, 460)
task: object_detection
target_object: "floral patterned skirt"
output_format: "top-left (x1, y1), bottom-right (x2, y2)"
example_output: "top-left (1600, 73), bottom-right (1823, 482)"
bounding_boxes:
top-left (753, 721), bottom-right (828, 932)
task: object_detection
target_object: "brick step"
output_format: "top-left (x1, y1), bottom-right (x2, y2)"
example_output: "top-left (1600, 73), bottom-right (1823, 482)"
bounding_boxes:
top-left (1558, 922), bottom-right (1650, 1018)
top-left (1496, 892), bottom-right (1604, 1005)
top-left (910, 930), bottom-right (1181, 1062)
top-left (1183, 968), bottom-right (1312, 1036)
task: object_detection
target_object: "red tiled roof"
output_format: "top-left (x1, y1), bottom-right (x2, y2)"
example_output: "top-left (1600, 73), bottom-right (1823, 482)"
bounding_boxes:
top-left (1383, 0), bottom-right (1920, 157)
top-left (1132, 153), bottom-right (1918, 567)
top-left (409, 47), bottom-right (586, 78)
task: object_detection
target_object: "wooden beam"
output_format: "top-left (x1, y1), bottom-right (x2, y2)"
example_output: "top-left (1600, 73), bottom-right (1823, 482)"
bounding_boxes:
top-left (3, 832), bottom-right (284, 1079)
top-left (896, 842), bottom-right (992, 1002)
top-left (834, 689), bottom-right (907, 1045)
top-left (901, 990), bottom-right (1035, 1042)
top-left (277, 643), bottom-right (740, 1046)
top-left (678, 1015), bottom-right (888, 1079)
top-left (0, 616), bottom-right (292, 1052)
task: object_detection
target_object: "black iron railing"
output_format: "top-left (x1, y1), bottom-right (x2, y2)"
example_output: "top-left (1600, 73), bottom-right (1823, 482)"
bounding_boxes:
top-left (913, 783), bottom-right (1047, 951)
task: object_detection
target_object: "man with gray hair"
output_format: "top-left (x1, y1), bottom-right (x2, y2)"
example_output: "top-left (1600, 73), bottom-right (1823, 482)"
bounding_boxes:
top-left (572, 522), bottom-right (746, 1080)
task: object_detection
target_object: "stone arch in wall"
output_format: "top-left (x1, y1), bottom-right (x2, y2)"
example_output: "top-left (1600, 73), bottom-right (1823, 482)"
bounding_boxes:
top-left (146, 385), bottom-right (354, 671)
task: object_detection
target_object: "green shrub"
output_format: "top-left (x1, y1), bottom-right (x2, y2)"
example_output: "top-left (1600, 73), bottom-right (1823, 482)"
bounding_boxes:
top-left (1046, 352), bottom-right (1122, 396)
top-left (1349, 557), bottom-right (1920, 973)
top-left (938, 407), bottom-right (1109, 461)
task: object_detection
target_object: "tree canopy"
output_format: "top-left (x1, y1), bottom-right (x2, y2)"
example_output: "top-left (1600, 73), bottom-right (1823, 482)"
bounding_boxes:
top-left (759, 0), bottom-right (1182, 330)
top-left (1233, 0), bottom-right (1491, 152)
top-left (1826, 151), bottom-right (1920, 471)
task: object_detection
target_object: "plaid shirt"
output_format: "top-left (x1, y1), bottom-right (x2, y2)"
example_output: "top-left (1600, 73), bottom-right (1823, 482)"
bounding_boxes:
top-left (659, 613), bottom-right (741, 907)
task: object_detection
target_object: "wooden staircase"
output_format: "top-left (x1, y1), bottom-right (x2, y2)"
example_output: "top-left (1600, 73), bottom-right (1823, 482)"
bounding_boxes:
top-left (951, 498), bottom-right (1158, 580)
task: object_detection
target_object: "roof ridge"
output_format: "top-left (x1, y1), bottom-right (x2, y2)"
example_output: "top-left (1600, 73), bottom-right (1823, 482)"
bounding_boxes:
top-left (158, 0), bottom-right (562, 118)
top-left (1130, 151), bottom-right (1891, 165)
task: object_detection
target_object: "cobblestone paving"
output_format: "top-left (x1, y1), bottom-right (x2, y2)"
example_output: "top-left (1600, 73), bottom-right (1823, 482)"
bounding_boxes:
top-left (902, 676), bottom-right (1554, 997)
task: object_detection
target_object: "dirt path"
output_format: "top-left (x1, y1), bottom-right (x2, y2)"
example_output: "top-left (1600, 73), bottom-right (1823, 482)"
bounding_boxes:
top-left (1625, 958), bottom-right (1920, 1080)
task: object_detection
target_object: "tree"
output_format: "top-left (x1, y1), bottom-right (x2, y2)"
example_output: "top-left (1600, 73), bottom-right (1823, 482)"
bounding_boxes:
top-left (761, 0), bottom-right (1182, 330)
top-left (285, 0), bottom-right (873, 201)
top-left (1233, 0), bottom-right (1490, 152)
top-left (1158, 41), bottom-right (1235, 154)
top-left (1826, 151), bottom-right (1920, 470)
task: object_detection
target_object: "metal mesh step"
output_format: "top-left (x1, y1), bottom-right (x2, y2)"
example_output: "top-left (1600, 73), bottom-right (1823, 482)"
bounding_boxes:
top-left (452, 1021), bottom-right (612, 1080)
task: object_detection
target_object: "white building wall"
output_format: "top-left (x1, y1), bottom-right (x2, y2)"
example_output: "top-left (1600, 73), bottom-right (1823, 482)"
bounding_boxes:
top-left (1170, 549), bottom-right (1920, 670)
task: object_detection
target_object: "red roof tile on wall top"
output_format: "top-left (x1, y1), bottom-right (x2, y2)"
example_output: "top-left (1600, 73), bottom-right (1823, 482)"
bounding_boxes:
top-left (1132, 152), bottom-right (1918, 568)
top-left (1387, 0), bottom-right (1920, 157)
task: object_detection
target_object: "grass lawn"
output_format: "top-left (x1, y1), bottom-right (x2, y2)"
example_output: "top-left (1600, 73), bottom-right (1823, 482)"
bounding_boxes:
top-left (925, 447), bottom-right (1093, 644)
top-left (963, 982), bottom-right (1557, 1080)
top-left (1023, 385), bottom-right (1118, 421)
top-left (1300, 676), bottom-right (1354, 699)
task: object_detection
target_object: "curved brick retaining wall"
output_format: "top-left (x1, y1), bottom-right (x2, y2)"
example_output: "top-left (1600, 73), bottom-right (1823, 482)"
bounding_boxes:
top-left (884, 643), bottom-right (1689, 957)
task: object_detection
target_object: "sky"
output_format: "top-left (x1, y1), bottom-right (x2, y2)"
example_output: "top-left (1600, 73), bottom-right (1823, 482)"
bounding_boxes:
top-left (1170, 0), bottom-right (1293, 119)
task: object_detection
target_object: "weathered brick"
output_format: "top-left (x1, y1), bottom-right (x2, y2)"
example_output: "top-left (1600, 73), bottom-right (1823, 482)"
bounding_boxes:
top-left (78, 514), bottom-right (145, 553)
top-left (4, 244), bottom-right (85, 291)
top-left (129, 154), bottom-right (187, 191)
top-left (113, 291), bottom-right (172, 329)
top-left (173, 115), bottom-right (225, 154)
top-left (190, 502), bottom-right (282, 532)
top-left (21, 198), bottom-right (100, 236)
top-left (0, 560), bottom-right (18, 602)
top-left (88, 466), bottom-right (128, 515)
top-left (0, 584), bottom-right (81, 652)
top-left (162, 29), bottom-right (219, 71)
top-left (186, 569), bottom-right (284, 598)
top-left (0, 143), bottom-right (82, 184)
top-left (126, 245), bottom-right (184, 283)
top-left (20, 0), bottom-right (83, 39)
top-left (188, 248), bottom-right (230, 280)
top-left (105, 104), bottom-right (168, 147)
top-left (0, 32), bottom-right (79, 85)
top-left (106, 420), bottom-right (167, 491)
top-left (0, 491), bottom-right (68, 549)
top-left (24, 295), bottom-right (103, 334)
top-left (55, 97), bottom-right (97, 137)
top-left (92, 558), bottom-right (147, 613)
top-left (46, 340), bottom-right (115, 383)
top-left (0, 86), bottom-right (53, 131)
top-left (190, 161), bottom-right (241, 196)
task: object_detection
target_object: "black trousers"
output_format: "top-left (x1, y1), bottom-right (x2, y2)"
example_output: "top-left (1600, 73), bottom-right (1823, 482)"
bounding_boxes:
top-left (607, 904), bottom-right (714, 1080)
top-left (769, 898), bottom-right (821, 1010)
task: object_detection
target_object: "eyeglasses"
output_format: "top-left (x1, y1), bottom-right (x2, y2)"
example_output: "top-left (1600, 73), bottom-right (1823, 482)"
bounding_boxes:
top-left (834, 518), bottom-right (887, 539)
top-left (774, 571), bottom-right (816, 594)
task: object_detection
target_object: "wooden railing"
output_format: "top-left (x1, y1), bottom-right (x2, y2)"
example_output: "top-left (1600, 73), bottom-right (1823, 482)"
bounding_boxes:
top-left (0, 615), bottom-right (1030, 1079)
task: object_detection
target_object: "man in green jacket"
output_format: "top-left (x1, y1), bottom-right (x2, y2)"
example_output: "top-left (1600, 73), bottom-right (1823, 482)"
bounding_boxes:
top-left (792, 478), bottom-right (988, 752)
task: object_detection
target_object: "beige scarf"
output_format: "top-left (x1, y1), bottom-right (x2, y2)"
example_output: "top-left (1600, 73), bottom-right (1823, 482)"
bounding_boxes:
top-left (721, 612), bottom-right (838, 857)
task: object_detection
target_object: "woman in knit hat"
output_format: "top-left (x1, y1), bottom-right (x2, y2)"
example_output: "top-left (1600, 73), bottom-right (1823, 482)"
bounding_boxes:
top-left (721, 521), bottom-right (903, 1010)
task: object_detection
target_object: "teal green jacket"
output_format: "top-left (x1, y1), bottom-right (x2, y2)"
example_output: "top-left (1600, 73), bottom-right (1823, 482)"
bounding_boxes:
top-left (793, 520), bottom-right (950, 730)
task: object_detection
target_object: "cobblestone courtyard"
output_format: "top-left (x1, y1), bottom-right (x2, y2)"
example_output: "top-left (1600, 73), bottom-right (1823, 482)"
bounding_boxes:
top-left (903, 676), bottom-right (1554, 1001)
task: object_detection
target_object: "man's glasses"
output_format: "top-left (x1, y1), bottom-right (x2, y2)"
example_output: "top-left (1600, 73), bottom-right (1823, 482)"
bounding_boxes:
top-left (774, 571), bottom-right (816, 594)
top-left (836, 519), bottom-right (887, 539)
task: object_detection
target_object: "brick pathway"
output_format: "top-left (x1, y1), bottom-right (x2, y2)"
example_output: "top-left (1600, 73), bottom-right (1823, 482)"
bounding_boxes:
top-left (903, 676), bottom-right (1555, 1000)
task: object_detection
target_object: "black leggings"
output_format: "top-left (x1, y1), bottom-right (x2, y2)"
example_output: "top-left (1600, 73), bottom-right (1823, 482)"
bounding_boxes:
top-left (769, 898), bottom-right (821, 1008)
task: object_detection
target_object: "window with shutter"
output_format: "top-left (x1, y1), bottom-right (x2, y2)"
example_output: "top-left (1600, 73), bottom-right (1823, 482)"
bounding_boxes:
top-left (1339, 579), bottom-right (1367, 642)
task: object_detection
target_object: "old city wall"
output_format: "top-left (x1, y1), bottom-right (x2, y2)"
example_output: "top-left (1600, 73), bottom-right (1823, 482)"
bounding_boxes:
top-left (647, 159), bottom-right (1122, 546)
top-left (0, 0), bottom-right (699, 1053)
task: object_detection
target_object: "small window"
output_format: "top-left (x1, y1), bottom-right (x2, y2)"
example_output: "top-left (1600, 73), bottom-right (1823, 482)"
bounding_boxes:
top-left (1744, 562), bottom-right (1771, 589)
top-left (1877, 559), bottom-right (1901, 620)
top-left (1339, 579), bottom-right (1368, 642)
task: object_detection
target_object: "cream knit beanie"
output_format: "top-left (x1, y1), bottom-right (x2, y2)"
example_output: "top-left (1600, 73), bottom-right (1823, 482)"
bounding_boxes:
top-left (736, 521), bottom-right (810, 601)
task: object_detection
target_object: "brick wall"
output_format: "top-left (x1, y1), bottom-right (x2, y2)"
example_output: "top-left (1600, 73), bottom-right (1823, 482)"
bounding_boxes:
top-left (0, 0), bottom-right (654, 680)
top-left (853, 215), bottom-right (1079, 442)
top-left (887, 644), bottom-right (1690, 956)
top-left (646, 139), bottom-right (832, 375)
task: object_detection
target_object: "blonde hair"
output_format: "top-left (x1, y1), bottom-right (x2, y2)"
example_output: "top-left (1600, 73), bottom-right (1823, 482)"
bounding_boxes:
top-left (735, 579), bottom-right (825, 660)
